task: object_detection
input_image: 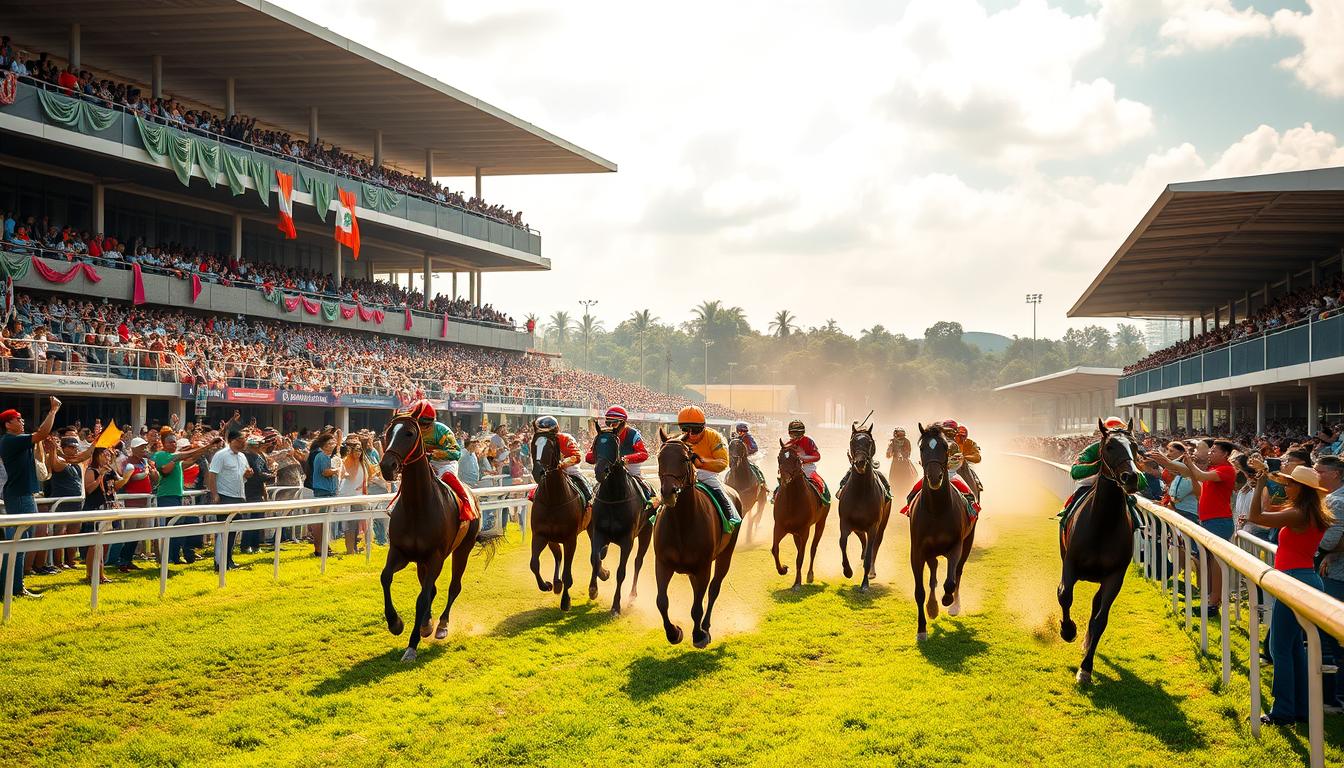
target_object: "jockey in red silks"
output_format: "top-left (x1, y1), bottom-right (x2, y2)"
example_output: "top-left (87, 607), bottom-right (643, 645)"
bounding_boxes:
top-left (775, 419), bottom-right (831, 507)
top-left (584, 406), bottom-right (655, 502)
top-left (899, 423), bottom-right (980, 518)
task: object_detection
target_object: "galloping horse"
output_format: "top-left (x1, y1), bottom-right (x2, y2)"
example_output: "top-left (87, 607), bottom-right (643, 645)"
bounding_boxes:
top-left (588, 420), bottom-right (652, 614)
top-left (378, 414), bottom-right (488, 662)
top-left (908, 423), bottom-right (977, 641)
top-left (772, 441), bottom-right (830, 590)
top-left (837, 423), bottom-right (891, 592)
top-left (1058, 419), bottom-right (1140, 684)
top-left (653, 428), bottom-right (741, 648)
top-left (888, 436), bottom-right (919, 502)
top-left (529, 423), bottom-right (606, 612)
top-left (726, 436), bottom-right (768, 543)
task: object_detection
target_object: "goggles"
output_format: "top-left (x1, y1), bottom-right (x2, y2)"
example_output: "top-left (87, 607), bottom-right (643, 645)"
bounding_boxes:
top-left (604, 418), bottom-right (624, 428)
top-left (679, 423), bottom-right (705, 435)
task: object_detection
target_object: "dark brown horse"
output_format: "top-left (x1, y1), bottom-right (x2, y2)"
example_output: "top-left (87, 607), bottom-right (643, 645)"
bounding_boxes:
top-left (772, 440), bottom-right (830, 590)
top-left (378, 414), bottom-right (488, 662)
top-left (528, 424), bottom-right (606, 612)
top-left (837, 423), bottom-right (891, 592)
top-left (653, 428), bottom-right (741, 648)
top-left (726, 436), bottom-right (768, 543)
top-left (1059, 419), bottom-right (1140, 684)
top-left (908, 423), bottom-right (977, 641)
top-left (587, 420), bottom-right (652, 614)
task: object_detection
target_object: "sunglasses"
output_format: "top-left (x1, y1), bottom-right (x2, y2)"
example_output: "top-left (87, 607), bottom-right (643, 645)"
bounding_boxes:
top-left (679, 424), bottom-right (704, 434)
top-left (604, 418), bottom-right (623, 427)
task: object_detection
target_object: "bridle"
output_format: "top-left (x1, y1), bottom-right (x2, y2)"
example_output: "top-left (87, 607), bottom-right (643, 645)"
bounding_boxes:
top-left (531, 431), bottom-right (561, 480)
top-left (920, 431), bottom-right (949, 490)
top-left (658, 438), bottom-right (695, 505)
top-left (380, 415), bottom-right (426, 469)
top-left (850, 432), bottom-right (874, 474)
top-left (1096, 428), bottom-right (1138, 488)
top-left (777, 447), bottom-right (805, 486)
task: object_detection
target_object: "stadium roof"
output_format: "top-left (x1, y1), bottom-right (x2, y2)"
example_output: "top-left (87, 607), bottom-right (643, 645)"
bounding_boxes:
top-left (995, 366), bottom-right (1121, 396)
top-left (5, 0), bottom-right (617, 177)
top-left (1070, 165), bottom-right (1344, 319)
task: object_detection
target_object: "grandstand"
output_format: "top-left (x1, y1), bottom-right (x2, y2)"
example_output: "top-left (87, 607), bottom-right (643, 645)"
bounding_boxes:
top-left (1070, 165), bottom-right (1344, 437)
top-left (0, 2), bottom-right (753, 433)
top-left (995, 367), bottom-right (1122, 436)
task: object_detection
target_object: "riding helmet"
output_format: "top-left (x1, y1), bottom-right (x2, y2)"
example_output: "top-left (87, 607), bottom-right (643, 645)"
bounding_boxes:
top-left (406, 399), bottom-right (436, 422)
top-left (605, 406), bottom-right (628, 424)
top-left (535, 415), bottom-right (559, 431)
top-left (788, 419), bottom-right (805, 434)
top-left (677, 405), bottom-right (706, 425)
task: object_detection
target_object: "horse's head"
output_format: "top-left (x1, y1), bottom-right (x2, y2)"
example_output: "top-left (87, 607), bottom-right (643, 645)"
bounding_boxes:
top-left (590, 418), bottom-right (622, 481)
top-left (657, 426), bottom-right (694, 504)
top-left (917, 422), bottom-right (950, 490)
top-left (530, 421), bottom-right (561, 483)
top-left (1097, 418), bottom-right (1140, 494)
top-left (379, 414), bottom-right (421, 481)
top-left (777, 438), bottom-right (804, 481)
top-left (728, 435), bottom-right (747, 461)
top-left (849, 422), bottom-right (875, 473)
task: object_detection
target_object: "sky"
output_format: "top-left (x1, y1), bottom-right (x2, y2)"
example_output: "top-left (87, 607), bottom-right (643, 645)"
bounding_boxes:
top-left (272, 0), bottom-right (1344, 341)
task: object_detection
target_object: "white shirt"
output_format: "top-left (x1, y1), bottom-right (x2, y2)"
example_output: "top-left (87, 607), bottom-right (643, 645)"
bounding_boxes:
top-left (209, 448), bottom-right (248, 499)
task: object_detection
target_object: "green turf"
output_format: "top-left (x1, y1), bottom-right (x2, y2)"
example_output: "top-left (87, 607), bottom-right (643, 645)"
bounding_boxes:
top-left (0, 480), bottom-right (1339, 768)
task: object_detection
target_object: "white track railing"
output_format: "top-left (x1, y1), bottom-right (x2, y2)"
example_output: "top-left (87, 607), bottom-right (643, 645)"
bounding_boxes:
top-left (1007, 453), bottom-right (1343, 768)
top-left (0, 484), bottom-right (535, 623)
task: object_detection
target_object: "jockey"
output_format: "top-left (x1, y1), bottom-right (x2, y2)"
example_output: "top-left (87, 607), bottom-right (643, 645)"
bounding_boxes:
top-left (405, 399), bottom-right (473, 520)
top-left (1056, 416), bottom-right (1147, 522)
top-left (534, 415), bottom-right (592, 508)
top-left (677, 405), bottom-right (740, 529)
top-left (952, 422), bottom-right (984, 493)
top-left (585, 405), bottom-right (655, 503)
top-left (887, 427), bottom-right (912, 462)
top-left (775, 419), bottom-right (831, 509)
top-left (900, 448), bottom-right (980, 518)
top-left (733, 421), bottom-right (768, 488)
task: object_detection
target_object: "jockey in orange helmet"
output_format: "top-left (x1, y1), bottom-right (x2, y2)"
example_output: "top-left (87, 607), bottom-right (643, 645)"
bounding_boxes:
top-left (676, 405), bottom-right (739, 528)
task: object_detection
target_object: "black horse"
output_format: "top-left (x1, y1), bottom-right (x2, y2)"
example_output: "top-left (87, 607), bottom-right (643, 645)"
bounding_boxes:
top-left (908, 423), bottom-right (978, 641)
top-left (588, 420), bottom-right (653, 614)
top-left (1058, 419), bottom-right (1140, 684)
top-left (837, 423), bottom-right (891, 592)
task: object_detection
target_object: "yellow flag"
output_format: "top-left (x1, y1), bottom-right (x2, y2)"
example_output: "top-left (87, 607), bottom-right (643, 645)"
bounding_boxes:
top-left (1138, 418), bottom-right (1150, 434)
top-left (93, 419), bottom-right (124, 449)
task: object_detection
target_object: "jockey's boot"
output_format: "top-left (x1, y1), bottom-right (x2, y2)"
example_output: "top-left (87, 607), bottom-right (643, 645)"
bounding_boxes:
top-left (704, 485), bottom-right (741, 533)
top-left (876, 471), bottom-right (891, 500)
top-left (838, 469), bottom-right (853, 494)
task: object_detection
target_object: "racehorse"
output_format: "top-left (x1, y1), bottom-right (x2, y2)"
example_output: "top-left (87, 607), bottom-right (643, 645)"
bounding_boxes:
top-left (888, 437), bottom-right (919, 501)
top-left (837, 423), bottom-right (891, 592)
top-left (528, 423), bottom-right (607, 612)
top-left (378, 414), bottom-right (491, 662)
top-left (587, 419), bottom-right (653, 614)
top-left (653, 428), bottom-right (741, 648)
top-left (726, 436), bottom-right (768, 543)
top-left (908, 423), bottom-right (978, 641)
top-left (772, 439), bottom-right (831, 590)
top-left (1058, 419), bottom-right (1140, 684)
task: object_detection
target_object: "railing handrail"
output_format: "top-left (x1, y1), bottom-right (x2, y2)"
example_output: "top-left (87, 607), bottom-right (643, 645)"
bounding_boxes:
top-left (1124, 311), bottom-right (1322, 378)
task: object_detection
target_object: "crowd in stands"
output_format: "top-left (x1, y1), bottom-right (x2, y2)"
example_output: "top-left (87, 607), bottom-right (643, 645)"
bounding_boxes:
top-left (1, 38), bottom-right (528, 229)
top-left (1126, 273), bottom-right (1344, 374)
top-left (1, 210), bottom-right (516, 327)
top-left (0, 291), bottom-right (757, 421)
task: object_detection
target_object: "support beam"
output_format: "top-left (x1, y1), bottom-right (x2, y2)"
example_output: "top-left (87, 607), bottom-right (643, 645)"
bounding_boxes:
top-left (425, 150), bottom-right (435, 183)
top-left (224, 77), bottom-right (236, 117)
top-left (1214, 306), bottom-right (1221, 329)
top-left (1188, 317), bottom-right (1195, 340)
top-left (365, 254), bottom-right (374, 281)
top-left (1184, 401), bottom-right (1193, 433)
top-left (231, 213), bottom-right (242, 263)
top-left (423, 253), bottom-right (433, 309)
top-left (475, 167), bottom-right (482, 199)
top-left (1308, 381), bottom-right (1320, 436)
top-left (373, 130), bottom-right (383, 168)
top-left (151, 55), bottom-right (163, 99)
top-left (173, 398), bottom-right (187, 429)
top-left (131, 395), bottom-right (148, 432)
top-left (333, 242), bottom-right (343, 286)
top-left (1228, 299), bottom-right (1236, 326)
top-left (1166, 403), bottom-right (1176, 434)
top-left (1201, 315), bottom-right (1208, 334)
top-left (1285, 272), bottom-right (1292, 295)
top-left (1228, 392), bottom-right (1237, 433)
top-left (1313, 260), bottom-right (1320, 287)
top-left (335, 407), bottom-right (350, 434)
top-left (309, 106), bottom-right (319, 143)
top-left (451, 272), bottom-right (458, 300)
top-left (68, 24), bottom-right (81, 70)
top-left (476, 272), bottom-right (482, 307)
top-left (1255, 388), bottom-right (1266, 436)
top-left (1204, 395), bottom-right (1213, 434)
top-left (92, 182), bottom-right (105, 234)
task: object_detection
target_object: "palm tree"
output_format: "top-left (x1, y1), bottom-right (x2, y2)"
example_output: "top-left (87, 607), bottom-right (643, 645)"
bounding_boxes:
top-left (769, 309), bottom-right (798, 339)
top-left (578, 313), bottom-right (605, 365)
top-left (548, 310), bottom-right (572, 349)
top-left (629, 309), bottom-right (658, 386)
top-left (692, 300), bottom-right (722, 335)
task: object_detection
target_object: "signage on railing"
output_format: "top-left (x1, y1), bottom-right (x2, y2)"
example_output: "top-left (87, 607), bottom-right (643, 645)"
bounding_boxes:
top-left (0, 371), bottom-right (139, 393)
top-left (182, 384), bottom-right (405, 410)
top-left (446, 399), bottom-right (484, 412)
top-left (225, 387), bottom-right (278, 403)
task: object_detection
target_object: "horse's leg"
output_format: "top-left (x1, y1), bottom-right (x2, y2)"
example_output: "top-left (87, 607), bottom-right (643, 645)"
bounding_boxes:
top-left (559, 535), bottom-right (578, 612)
top-left (807, 508), bottom-right (828, 585)
top-left (753, 490), bottom-right (767, 543)
top-left (1058, 559), bottom-right (1078, 643)
top-left (587, 523), bottom-right (609, 583)
top-left (630, 524), bottom-right (652, 600)
top-left (1078, 569), bottom-right (1126, 684)
top-left (949, 523), bottom-right (977, 616)
top-left (790, 531), bottom-right (806, 590)
top-left (870, 504), bottom-right (890, 579)
top-left (588, 528), bottom-right (605, 601)
top-left (704, 532), bottom-right (738, 635)
top-left (529, 534), bottom-right (552, 592)
top-left (611, 538), bottom-right (633, 614)
top-left (926, 557), bottom-right (941, 620)
top-left (549, 541), bottom-right (563, 595)
top-left (771, 521), bottom-right (789, 576)
top-left (655, 558), bottom-right (681, 645)
top-left (403, 558), bottom-right (444, 662)
top-left (911, 548), bottom-right (928, 641)
top-left (689, 565), bottom-right (712, 648)
top-left (839, 518), bottom-right (854, 579)
top-left (940, 539), bottom-right (963, 608)
top-left (435, 537), bottom-right (473, 639)
top-left (856, 529), bottom-right (871, 592)
top-left (381, 546), bottom-right (409, 636)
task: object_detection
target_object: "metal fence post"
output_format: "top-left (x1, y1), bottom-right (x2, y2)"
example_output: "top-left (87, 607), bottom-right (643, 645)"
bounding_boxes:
top-left (1219, 557), bottom-right (1230, 685)
top-left (1250, 581), bottom-right (1262, 738)
top-left (1297, 611), bottom-right (1326, 768)
top-left (1199, 544), bottom-right (1209, 654)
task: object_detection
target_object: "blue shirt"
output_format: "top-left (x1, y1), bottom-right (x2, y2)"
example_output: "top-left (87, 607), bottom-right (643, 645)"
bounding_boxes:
top-left (0, 432), bottom-right (37, 498)
top-left (311, 451), bottom-right (339, 494)
top-left (459, 451), bottom-right (480, 485)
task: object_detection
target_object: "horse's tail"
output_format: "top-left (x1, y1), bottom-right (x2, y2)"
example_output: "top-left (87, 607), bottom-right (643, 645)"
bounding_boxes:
top-left (474, 529), bottom-right (505, 567)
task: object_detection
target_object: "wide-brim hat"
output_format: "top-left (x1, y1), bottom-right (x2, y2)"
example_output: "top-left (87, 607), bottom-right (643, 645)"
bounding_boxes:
top-left (1271, 465), bottom-right (1329, 493)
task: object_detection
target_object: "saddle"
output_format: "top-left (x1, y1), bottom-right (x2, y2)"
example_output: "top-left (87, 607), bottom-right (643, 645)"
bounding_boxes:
top-left (435, 470), bottom-right (479, 523)
top-left (1057, 485), bottom-right (1142, 537)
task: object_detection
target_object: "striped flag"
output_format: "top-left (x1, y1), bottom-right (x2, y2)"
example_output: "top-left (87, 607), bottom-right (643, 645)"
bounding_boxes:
top-left (276, 170), bottom-right (297, 239)
top-left (333, 188), bottom-right (360, 259)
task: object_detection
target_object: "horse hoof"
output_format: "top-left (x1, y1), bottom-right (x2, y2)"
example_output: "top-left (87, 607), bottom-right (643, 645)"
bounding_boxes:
top-left (667, 625), bottom-right (684, 645)
top-left (400, 648), bottom-right (418, 663)
top-left (434, 623), bottom-right (449, 640)
top-left (553, 581), bottom-right (563, 595)
top-left (948, 596), bottom-right (961, 617)
top-left (777, 566), bottom-right (788, 576)
top-left (791, 583), bottom-right (801, 592)
top-left (806, 572), bottom-right (814, 584)
top-left (1060, 621), bottom-right (1077, 643)
top-left (842, 564), bottom-right (853, 579)
top-left (589, 584), bottom-right (599, 600)
top-left (916, 631), bottom-right (928, 643)
top-left (611, 605), bottom-right (622, 616)
top-left (599, 567), bottom-right (610, 582)
top-left (539, 581), bottom-right (552, 592)
top-left (419, 623), bottom-right (432, 638)
top-left (560, 593), bottom-right (572, 612)
top-left (1076, 669), bottom-right (1092, 685)
top-left (859, 582), bottom-right (869, 593)
top-left (941, 592), bottom-right (955, 607)
top-left (693, 631), bottom-right (711, 649)
top-left (388, 617), bottom-right (404, 636)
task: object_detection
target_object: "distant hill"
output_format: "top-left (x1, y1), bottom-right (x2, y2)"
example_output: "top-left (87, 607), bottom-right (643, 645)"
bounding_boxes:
top-left (963, 331), bottom-right (1013, 354)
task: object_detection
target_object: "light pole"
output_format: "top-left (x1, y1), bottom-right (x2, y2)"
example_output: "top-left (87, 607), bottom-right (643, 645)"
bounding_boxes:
top-left (665, 348), bottom-right (672, 395)
top-left (727, 361), bottom-right (738, 411)
top-left (579, 299), bottom-right (598, 365)
top-left (1026, 293), bottom-right (1043, 377)
top-left (702, 339), bottom-right (713, 403)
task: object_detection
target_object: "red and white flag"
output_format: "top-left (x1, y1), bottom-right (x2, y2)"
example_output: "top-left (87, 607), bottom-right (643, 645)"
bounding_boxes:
top-left (333, 188), bottom-right (360, 259)
top-left (276, 170), bottom-right (297, 239)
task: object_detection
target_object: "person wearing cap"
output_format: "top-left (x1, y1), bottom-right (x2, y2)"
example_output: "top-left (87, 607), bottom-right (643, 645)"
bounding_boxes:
top-left (458, 434), bottom-right (482, 487)
top-left (584, 406), bottom-right (655, 503)
top-left (241, 435), bottom-right (277, 554)
top-left (158, 431), bottom-right (219, 565)
top-left (39, 432), bottom-right (95, 574)
top-left (0, 396), bottom-right (61, 598)
top-left (1149, 439), bottom-right (1240, 618)
top-left (1245, 457), bottom-right (1335, 725)
top-left (207, 430), bottom-right (251, 569)
top-left (112, 435), bottom-right (159, 573)
top-left (1313, 455), bottom-right (1344, 711)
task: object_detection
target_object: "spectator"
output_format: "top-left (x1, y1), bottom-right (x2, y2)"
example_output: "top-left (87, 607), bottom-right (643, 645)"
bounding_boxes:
top-left (241, 435), bottom-right (276, 554)
top-left (159, 430), bottom-right (217, 565)
top-left (0, 396), bottom-right (60, 598)
top-left (114, 436), bottom-right (157, 573)
top-left (1315, 455), bottom-right (1344, 711)
top-left (207, 429), bottom-right (250, 570)
top-left (80, 445), bottom-right (131, 585)
top-left (1148, 439), bottom-right (1239, 617)
top-left (308, 432), bottom-right (339, 556)
top-left (337, 435), bottom-right (368, 555)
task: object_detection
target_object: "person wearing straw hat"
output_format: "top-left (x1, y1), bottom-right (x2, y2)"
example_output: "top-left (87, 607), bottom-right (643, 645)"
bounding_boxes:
top-left (1246, 457), bottom-right (1336, 726)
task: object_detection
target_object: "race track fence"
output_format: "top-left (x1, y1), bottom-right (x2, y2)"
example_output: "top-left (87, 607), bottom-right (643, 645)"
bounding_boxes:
top-left (0, 484), bottom-right (536, 624)
top-left (1008, 453), bottom-right (1343, 768)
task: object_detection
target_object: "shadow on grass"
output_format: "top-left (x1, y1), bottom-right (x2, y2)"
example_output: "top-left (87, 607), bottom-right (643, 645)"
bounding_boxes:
top-left (1088, 655), bottom-right (1207, 751)
top-left (916, 622), bottom-right (989, 672)
top-left (838, 583), bottom-right (892, 608)
top-left (623, 646), bottom-right (727, 701)
top-left (489, 600), bottom-right (612, 638)
top-left (309, 643), bottom-right (450, 696)
top-left (769, 583), bottom-right (827, 603)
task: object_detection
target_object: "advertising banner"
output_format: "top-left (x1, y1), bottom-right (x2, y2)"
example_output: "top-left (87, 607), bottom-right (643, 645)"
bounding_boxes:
top-left (488, 402), bottom-right (526, 415)
top-left (447, 400), bottom-right (484, 413)
top-left (224, 387), bottom-right (278, 404)
top-left (338, 393), bottom-right (401, 409)
top-left (279, 389), bottom-right (335, 407)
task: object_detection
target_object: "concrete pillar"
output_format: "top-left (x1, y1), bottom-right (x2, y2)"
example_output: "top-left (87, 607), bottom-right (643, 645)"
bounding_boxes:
top-left (309, 106), bottom-right (319, 143)
top-left (1229, 298), bottom-right (1236, 326)
top-left (333, 242), bottom-right (343, 286)
top-left (335, 407), bottom-right (350, 434)
top-left (475, 272), bottom-right (482, 307)
top-left (1202, 315), bottom-right (1208, 334)
top-left (231, 213), bottom-right (242, 262)
top-left (1184, 401), bottom-right (1193, 433)
top-left (68, 24), bottom-right (81, 70)
top-left (1308, 381), bottom-right (1320, 436)
top-left (173, 398), bottom-right (187, 428)
top-left (1188, 317), bottom-right (1195, 340)
top-left (423, 253), bottom-right (433, 308)
top-left (131, 395), bottom-right (148, 431)
top-left (425, 150), bottom-right (435, 182)
top-left (365, 254), bottom-right (374, 281)
top-left (224, 77), bottom-right (236, 117)
top-left (1255, 389), bottom-right (1266, 435)
top-left (151, 55), bottom-right (163, 99)
top-left (1214, 306), bottom-right (1221, 329)
top-left (1204, 395), bottom-right (1213, 435)
top-left (1166, 403), bottom-right (1176, 433)
top-left (451, 272), bottom-right (458, 300)
top-left (1228, 393), bottom-right (1237, 434)
top-left (373, 130), bottom-right (383, 168)
top-left (475, 167), bottom-right (482, 199)
top-left (92, 182), bottom-right (105, 234)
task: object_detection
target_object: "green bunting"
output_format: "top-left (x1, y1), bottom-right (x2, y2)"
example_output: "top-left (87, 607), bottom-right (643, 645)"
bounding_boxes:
top-left (35, 89), bottom-right (116, 133)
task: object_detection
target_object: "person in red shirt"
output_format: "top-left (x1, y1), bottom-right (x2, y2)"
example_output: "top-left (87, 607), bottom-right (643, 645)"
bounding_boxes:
top-left (1148, 439), bottom-right (1238, 616)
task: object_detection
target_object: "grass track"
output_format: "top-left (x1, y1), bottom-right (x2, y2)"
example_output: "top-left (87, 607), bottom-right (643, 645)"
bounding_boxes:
top-left (1, 466), bottom-right (1341, 767)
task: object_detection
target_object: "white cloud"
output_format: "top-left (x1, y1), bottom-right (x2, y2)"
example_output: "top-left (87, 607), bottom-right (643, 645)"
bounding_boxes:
top-left (1273, 0), bottom-right (1344, 97)
top-left (1208, 123), bottom-right (1344, 177)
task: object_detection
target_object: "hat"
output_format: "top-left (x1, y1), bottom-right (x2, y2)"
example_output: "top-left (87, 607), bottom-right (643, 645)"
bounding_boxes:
top-left (0, 409), bottom-right (19, 425)
top-left (246, 436), bottom-right (264, 446)
top-left (1271, 465), bottom-right (1329, 492)
top-left (60, 436), bottom-right (79, 446)
top-left (160, 426), bottom-right (174, 435)
top-left (128, 437), bottom-right (148, 449)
